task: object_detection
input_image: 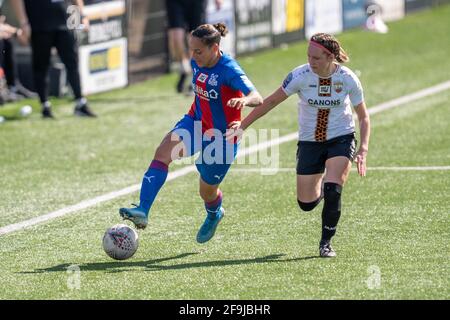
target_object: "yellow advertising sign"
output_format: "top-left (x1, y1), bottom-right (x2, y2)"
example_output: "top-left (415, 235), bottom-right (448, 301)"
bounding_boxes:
top-left (89, 46), bottom-right (122, 73)
top-left (286, 0), bottom-right (304, 32)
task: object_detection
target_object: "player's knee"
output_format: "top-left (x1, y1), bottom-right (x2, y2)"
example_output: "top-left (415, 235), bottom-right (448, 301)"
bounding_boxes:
top-left (199, 188), bottom-right (218, 202)
top-left (323, 182), bottom-right (342, 208)
top-left (154, 140), bottom-right (174, 164)
top-left (297, 197), bottom-right (322, 212)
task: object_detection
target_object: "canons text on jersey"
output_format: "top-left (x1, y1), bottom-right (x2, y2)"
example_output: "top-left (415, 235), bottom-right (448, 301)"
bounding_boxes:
top-left (308, 99), bottom-right (341, 106)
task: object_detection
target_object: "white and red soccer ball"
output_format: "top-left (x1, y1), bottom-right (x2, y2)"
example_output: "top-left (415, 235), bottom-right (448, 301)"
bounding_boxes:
top-left (103, 224), bottom-right (139, 260)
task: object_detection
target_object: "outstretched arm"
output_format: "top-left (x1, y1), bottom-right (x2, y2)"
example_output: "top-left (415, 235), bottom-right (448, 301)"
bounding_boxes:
top-left (241, 87), bottom-right (288, 130)
top-left (226, 89), bottom-right (263, 110)
top-left (226, 87), bottom-right (288, 141)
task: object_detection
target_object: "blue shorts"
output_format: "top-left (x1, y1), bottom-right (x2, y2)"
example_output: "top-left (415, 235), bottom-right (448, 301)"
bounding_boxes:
top-left (171, 115), bottom-right (239, 185)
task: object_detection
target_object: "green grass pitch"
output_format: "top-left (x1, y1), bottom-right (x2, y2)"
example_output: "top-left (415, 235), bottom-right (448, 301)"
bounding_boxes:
top-left (0, 5), bottom-right (449, 299)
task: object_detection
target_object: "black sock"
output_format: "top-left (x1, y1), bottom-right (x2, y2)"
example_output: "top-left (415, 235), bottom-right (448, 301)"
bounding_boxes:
top-left (321, 182), bottom-right (342, 241)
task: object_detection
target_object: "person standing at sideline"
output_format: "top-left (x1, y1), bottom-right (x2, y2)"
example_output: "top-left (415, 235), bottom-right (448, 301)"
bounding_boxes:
top-left (227, 33), bottom-right (371, 258)
top-left (10, 0), bottom-right (96, 118)
top-left (165, 0), bottom-right (223, 94)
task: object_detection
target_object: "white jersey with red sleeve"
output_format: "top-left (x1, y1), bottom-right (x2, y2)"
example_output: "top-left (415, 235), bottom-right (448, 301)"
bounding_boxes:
top-left (281, 63), bottom-right (364, 142)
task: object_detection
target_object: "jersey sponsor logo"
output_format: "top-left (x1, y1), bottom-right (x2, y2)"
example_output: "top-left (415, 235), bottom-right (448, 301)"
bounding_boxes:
top-left (194, 85), bottom-right (218, 101)
top-left (308, 99), bottom-right (341, 106)
top-left (334, 81), bottom-right (343, 93)
top-left (318, 78), bottom-right (332, 97)
top-left (208, 73), bottom-right (219, 86)
top-left (319, 85), bottom-right (331, 95)
top-left (209, 89), bottom-right (218, 99)
top-left (282, 72), bottom-right (293, 89)
top-left (197, 73), bottom-right (208, 83)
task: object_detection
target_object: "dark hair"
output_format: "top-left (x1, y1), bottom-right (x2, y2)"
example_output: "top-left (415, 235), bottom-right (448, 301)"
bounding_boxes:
top-left (310, 33), bottom-right (349, 63)
top-left (191, 23), bottom-right (228, 47)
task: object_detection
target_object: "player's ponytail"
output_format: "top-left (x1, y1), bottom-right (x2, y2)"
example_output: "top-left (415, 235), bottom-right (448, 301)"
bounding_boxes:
top-left (191, 23), bottom-right (228, 47)
top-left (213, 22), bottom-right (228, 37)
top-left (310, 33), bottom-right (350, 63)
top-left (336, 47), bottom-right (349, 63)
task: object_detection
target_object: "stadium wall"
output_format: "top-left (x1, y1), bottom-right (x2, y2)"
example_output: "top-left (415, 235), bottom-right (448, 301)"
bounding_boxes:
top-left (1, 0), bottom-right (447, 92)
top-left (126, 0), bottom-right (445, 78)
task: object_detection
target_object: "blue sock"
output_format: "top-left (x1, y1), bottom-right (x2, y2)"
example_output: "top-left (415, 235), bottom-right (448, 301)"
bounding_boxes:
top-left (139, 160), bottom-right (168, 214)
top-left (205, 190), bottom-right (223, 216)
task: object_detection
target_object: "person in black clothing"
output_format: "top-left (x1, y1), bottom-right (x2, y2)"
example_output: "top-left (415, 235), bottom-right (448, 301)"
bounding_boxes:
top-left (0, 13), bottom-right (21, 105)
top-left (11, 0), bottom-right (95, 118)
top-left (1, 37), bottom-right (38, 100)
top-left (165, 0), bottom-right (222, 94)
top-left (1, 1), bottom-right (35, 101)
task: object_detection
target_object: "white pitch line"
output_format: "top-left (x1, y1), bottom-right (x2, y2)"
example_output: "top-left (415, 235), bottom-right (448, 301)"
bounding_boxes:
top-left (1, 80), bottom-right (449, 236)
top-left (229, 166), bottom-right (450, 173)
top-left (358, 166), bottom-right (450, 171)
top-left (367, 81), bottom-right (450, 115)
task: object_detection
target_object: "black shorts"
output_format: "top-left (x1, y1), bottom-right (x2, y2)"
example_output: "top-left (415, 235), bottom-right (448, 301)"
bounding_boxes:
top-left (296, 133), bottom-right (357, 175)
top-left (165, 0), bottom-right (207, 31)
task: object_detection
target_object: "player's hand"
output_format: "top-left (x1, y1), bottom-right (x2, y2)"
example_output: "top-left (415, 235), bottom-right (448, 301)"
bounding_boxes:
top-left (227, 97), bottom-right (248, 110)
top-left (17, 23), bottom-right (30, 45)
top-left (81, 16), bottom-right (90, 31)
top-left (354, 149), bottom-right (368, 177)
top-left (225, 121), bottom-right (244, 143)
top-left (0, 16), bottom-right (18, 40)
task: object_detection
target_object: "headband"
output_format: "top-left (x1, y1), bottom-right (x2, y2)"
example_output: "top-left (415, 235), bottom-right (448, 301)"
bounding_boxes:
top-left (309, 40), bottom-right (333, 55)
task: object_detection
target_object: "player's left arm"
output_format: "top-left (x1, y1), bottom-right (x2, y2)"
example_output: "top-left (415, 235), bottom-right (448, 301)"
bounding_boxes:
top-left (354, 101), bottom-right (370, 177)
top-left (226, 66), bottom-right (262, 110)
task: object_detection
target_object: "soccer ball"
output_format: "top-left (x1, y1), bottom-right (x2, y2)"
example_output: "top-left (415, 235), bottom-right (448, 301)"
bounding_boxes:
top-left (102, 224), bottom-right (139, 260)
top-left (19, 105), bottom-right (33, 117)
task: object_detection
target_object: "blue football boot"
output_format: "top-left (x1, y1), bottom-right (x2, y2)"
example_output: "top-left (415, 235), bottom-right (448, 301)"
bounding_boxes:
top-left (196, 207), bottom-right (225, 244)
top-left (119, 204), bottom-right (148, 230)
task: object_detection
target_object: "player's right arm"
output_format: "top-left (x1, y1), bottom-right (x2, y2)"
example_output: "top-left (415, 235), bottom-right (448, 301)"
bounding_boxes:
top-left (226, 89), bottom-right (263, 110)
top-left (226, 67), bottom-right (301, 141)
top-left (242, 87), bottom-right (288, 130)
top-left (226, 87), bottom-right (288, 141)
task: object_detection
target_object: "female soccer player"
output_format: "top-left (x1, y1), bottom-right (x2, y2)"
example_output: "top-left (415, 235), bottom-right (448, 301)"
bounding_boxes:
top-left (227, 33), bottom-right (371, 257)
top-left (120, 23), bottom-right (262, 243)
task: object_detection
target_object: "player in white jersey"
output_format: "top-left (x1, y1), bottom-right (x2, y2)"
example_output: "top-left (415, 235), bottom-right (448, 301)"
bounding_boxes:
top-left (227, 33), bottom-right (371, 257)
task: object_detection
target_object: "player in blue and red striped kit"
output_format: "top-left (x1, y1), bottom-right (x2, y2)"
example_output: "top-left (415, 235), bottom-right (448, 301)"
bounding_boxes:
top-left (119, 23), bottom-right (262, 243)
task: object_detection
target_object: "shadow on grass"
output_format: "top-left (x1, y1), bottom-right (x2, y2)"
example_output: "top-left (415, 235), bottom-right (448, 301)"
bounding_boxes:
top-left (18, 253), bottom-right (320, 274)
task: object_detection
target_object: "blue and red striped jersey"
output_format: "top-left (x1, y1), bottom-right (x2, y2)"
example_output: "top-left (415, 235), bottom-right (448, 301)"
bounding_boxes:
top-left (188, 53), bottom-right (255, 134)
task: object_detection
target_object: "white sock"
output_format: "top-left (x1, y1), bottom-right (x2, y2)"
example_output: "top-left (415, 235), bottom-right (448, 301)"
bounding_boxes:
top-left (42, 101), bottom-right (51, 109)
top-left (76, 97), bottom-right (87, 107)
top-left (180, 58), bottom-right (191, 75)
